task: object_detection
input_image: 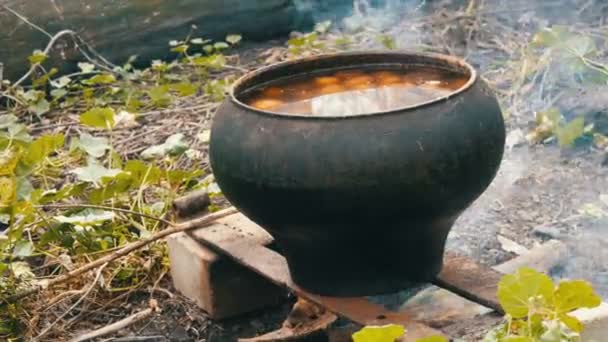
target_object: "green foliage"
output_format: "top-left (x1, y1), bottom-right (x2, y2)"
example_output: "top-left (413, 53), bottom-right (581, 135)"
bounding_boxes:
top-left (353, 268), bottom-right (601, 342)
top-left (524, 26), bottom-right (608, 147)
top-left (352, 325), bottom-right (448, 342)
top-left (140, 133), bottom-right (189, 159)
top-left (70, 162), bottom-right (122, 184)
top-left (486, 267), bottom-right (601, 341)
top-left (28, 50), bottom-right (47, 65)
top-left (24, 134), bottom-right (65, 166)
top-left (226, 34), bottom-right (242, 45)
top-left (352, 325), bottom-right (406, 342)
top-left (526, 108), bottom-right (586, 147)
top-left (73, 133), bottom-right (111, 158)
top-left (377, 34), bottom-right (398, 50)
top-left (80, 107), bottom-right (116, 129)
top-left (0, 28), bottom-right (246, 339)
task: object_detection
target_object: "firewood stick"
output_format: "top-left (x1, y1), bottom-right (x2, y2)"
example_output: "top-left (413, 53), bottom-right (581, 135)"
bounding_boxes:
top-left (172, 189), bottom-right (211, 218)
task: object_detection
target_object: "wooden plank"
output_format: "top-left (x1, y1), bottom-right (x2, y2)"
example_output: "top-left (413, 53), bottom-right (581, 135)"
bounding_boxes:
top-left (189, 218), bottom-right (445, 341)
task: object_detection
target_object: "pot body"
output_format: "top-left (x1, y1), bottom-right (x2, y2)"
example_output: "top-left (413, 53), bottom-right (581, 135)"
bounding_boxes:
top-left (209, 52), bottom-right (505, 296)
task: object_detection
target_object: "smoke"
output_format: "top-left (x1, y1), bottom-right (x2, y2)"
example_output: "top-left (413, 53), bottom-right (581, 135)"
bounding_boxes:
top-left (294, 0), bottom-right (608, 297)
top-left (294, 0), bottom-right (428, 33)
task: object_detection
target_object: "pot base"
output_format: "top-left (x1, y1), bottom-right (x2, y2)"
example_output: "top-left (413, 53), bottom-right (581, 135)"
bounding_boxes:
top-left (268, 217), bottom-right (455, 297)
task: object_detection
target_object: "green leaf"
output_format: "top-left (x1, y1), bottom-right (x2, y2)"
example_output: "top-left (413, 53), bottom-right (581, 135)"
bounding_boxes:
top-left (497, 267), bottom-right (555, 318)
top-left (78, 62), bottom-right (96, 73)
top-left (166, 169), bottom-right (203, 187)
top-left (0, 148), bottom-right (20, 175)
top-left (16, 177), bottom-right (34, 201)
top-left (28, 50), bottom-right (47, 65)
top-left (503, 337), bottom-right (535, 342)
top-left (77, 133), bottom-right (110, 158)
top-left (25, 134), bottom-right (65, 165)
top-left (0, 114), bottom-right (18, 129)
top-left (214, 42), bottom-right (229, 50)
top-left (13, 241), bottom-right (34, 257)
top-left (34, 184), bottom-right (86, 205)
top-left (557, 313), bottom-right (583, 333)
top-left (10, 261), bottom-right (35, 280)
top-left (203, 44), bottom-right (215, 54)
top-left (377, 35), bottom-right (397, 50)
top-left (288, 36), bottom-right (307, 48)
top-left (171, 82), bottom-right (198, 97)
top-left (171, 44), bottom-right (189, 54)
top-left (80, 107), bottom-right (116, 129)
top-left (531, 26), bottom-right (570, 48)
top-left (554, 280), bottom-right (601, 314)
top-left (191, 37), bottom-right (211, 45)
top-left (140, 133), bottom-right (188, 159)
top-left (0, 176), bottom-right (16, 205)
top-left (52, 76), bottom-right (72, 89)
top-left (54, 209), bottom-right (115, 226)
top-left (334, 36), bottom-right (353, 47)
top-left (28, 99), bottom-right (50, 116)
top-left (0, 123), bottom-right (32, 146)
top-left (88, 172), bottom-right (134, 203)
top-left (32, 67), bottom-right (58, 88)
top-left (151, 60), bottom-right (169, 72)
top-left (148, 85), bottom-right (172, 107)
top-left (204, 79), bottom-right (228, 101)
top-left (555, 117), bottom-right (584, 147)
top-left (415, 336), bottom-right (448, 342)
top-left (314, 21), bottom-right (332, 33)
top-left (226, 34), bottom-right (242, 45)
top-left (352, 325), bottom-right (406, 342)
top-left (51, 88), bottom-right (68, 99)
top-left (191, 54), bottom-right (226, 69)
top-left (124, 160), bottom-right (161, 186)
top-left (83, 73), bottom-right (116, 85)
top-left (71, 163), bottom-right (122, 183)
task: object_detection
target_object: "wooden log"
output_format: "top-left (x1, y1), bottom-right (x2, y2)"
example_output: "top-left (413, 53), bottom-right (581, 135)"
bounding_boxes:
top-left (0, 0), bottom-right (299, 81)
top-left (172, 189), bottom-right (211, 219)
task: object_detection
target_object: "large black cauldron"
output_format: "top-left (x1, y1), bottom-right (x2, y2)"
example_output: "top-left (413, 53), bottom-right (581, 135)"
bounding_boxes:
top-left (209, 52), bottom-right (505, 296)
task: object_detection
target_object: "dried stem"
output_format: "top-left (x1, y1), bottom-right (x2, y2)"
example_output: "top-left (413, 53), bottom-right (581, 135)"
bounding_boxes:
top-left (37, 204), bottom-right (175, 227)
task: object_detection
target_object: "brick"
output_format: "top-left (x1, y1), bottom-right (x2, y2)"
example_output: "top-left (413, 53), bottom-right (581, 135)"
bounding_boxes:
top-left (572, 302), bottom-right (608, 342)
top-left (167, 214), bottom-right (285, 319)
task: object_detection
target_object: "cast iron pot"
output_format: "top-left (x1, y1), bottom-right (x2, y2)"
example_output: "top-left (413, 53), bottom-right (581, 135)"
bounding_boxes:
top-left (209, 51), bottom-right (505, 297)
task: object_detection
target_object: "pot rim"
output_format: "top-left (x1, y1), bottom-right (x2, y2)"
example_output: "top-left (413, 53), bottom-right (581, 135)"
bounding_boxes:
top-left (228, 50), bottom-right (478, 119)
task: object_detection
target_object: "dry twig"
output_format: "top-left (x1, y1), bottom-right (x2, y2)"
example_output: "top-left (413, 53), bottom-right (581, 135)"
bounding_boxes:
top-left (69, 299), bottom-right (159, 342)
top-left (4, 207), bottom-right (238, 304)
top-left (33, 263), bottom-right (108, 341)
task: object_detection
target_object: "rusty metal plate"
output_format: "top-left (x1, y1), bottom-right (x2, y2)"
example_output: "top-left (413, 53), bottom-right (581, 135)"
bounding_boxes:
top-left (189, 223), bottom-right (445, 341)
top-left (187, 213), bottom-right (510, 339)
top-left (238, 310), bottom-right (337, 342)
top-left (434, 252), bottom-right (503, 313)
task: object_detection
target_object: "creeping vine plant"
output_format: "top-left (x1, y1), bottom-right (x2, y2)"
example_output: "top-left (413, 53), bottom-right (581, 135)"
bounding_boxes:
top-left (352, 267), bottom-right (601, 342)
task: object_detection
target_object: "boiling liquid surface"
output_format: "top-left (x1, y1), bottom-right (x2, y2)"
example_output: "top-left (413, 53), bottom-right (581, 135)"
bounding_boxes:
top-left (243, 67), bottom-right (469, 116)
